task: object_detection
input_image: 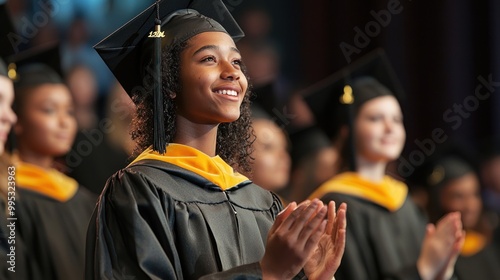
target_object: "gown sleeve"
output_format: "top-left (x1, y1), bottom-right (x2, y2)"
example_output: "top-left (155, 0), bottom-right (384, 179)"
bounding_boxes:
top-left (86, 168), bottom-right (183, 280)
top-left (321, 193), bottom-right (423, 280)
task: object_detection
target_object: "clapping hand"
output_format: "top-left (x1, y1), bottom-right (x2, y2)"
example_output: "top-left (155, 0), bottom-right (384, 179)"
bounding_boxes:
top-left (260, 199), bottom-right (347, 280)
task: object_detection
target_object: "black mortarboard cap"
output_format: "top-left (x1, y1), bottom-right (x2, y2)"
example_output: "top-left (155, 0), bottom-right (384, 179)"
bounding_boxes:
top-left (0, 3), bottom-right (17, 60)
top-left (425, 155), bottom-right (475, 189)
top-left (95, 0), bottom-right (244, 153)
top-left (0, 3), bottom-right (17, 78)
top-left (407, 143), bottom-right (478, 222)
top-left (7, 43), bottom-right (64, 88)
top-left (289, 125), bottom-right (332, 167)
top-left (409, 143), bottom-right (478, 191)
top-left (302, 48), bottom-right (405, 138)
top-left (302, 48), bottom-right (405, 170)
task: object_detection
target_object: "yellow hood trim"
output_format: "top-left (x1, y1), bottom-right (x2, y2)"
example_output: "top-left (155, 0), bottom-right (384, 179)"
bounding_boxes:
top-left (16, 161), bottom-right (78, 202)
top-left (131, 144), bottom-right (249, 190)
top-left (309, 172), bottom-right (408, 212)
top-left (460, 230), bottom-right (486, 257)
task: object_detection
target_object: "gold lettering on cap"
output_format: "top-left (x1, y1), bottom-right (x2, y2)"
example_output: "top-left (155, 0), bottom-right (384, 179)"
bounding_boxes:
top-left (149, 25), bottom-right (165, 38)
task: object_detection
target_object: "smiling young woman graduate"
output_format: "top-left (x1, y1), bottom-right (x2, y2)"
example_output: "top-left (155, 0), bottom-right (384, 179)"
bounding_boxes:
top-left (85, 1), bottom-right (347, 280)
top-left (305, 49), bottom-right (464, 280)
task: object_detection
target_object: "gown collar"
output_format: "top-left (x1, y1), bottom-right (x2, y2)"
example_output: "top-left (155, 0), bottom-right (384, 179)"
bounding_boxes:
top-left (15, 160), bottom-right (78, 202)
top-left (461, 230), bottom-right (486, 256)
top-left (131, 144), bottom-right (249, 190)
top-left (310, 172), bottom-right (408, 211)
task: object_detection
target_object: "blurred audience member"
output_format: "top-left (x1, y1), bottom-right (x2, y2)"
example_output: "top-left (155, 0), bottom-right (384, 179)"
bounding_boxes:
top-left (0, 57), bottom-right (26, 280)
top-left (11, 52), bottom-right (96, 280)
top-left (237, 6), bottom-right (291, 117)
top-left (478, 138), bottom-right (500, 259)
top-left (286, 92), bottom-right (315, 129)
top-left (66, 64), bottom-right (98, 130)
top-left (67, 81), bottom-right (133, 194)
top-left (238, 5), bottom-right (272, 41)
top-left (286, 125), bottom-right (339, 203)
top-left (415, 146), bottom-right (500, 279)
top-left (105, 81), bottom-right (135, 156)
top-left (243, 105), bottom-right (290, 194)
top-left (479, 139), bottom-right (500, 214)
top-left (61, 16), bottom-right (113, 98)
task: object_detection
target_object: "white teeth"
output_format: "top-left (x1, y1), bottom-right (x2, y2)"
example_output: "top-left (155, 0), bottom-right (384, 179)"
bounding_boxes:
top-left (216, 90), bottom-right (237, 96)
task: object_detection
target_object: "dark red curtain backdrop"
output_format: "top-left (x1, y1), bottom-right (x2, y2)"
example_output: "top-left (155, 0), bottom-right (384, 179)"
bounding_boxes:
top-left (296, 0), bottom-right (500, 164)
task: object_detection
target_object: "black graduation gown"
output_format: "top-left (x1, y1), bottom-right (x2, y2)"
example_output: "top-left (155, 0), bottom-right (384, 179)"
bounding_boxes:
top-left (454, 245), bottom-right (500, 280)
top-left (86, 159), bottom-right (284, 280)
top-left (17, 186), bottom-right (96, 280)
top-left (0, 199), bottom-right (12, 278)
top-left (0, 199), bottom-right (29, 280)
top-left (320, 193), bottom-right (427, 280)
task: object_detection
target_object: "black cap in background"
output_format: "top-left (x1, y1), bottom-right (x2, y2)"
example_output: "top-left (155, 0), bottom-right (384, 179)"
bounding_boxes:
top-left (0, 3), bottom-right (17, 60)
top-left (7, 43), bottom-right (64, 89)
top-left (288, 125), bottom-right (332, 168)
top-left (408, 143), bottom-right (478, 191)
top-left (301, 48), bottom-right (405, 170)
top-left (0, 3), bottom-right (17, 78)
top-left (302, 48), bottom-right (405, 139)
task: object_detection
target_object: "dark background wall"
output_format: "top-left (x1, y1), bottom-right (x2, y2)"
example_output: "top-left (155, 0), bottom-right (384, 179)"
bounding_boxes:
top-left (239, 0), bottom-right (499, 171)
top-left (4, 0), bottom-right (499, 175)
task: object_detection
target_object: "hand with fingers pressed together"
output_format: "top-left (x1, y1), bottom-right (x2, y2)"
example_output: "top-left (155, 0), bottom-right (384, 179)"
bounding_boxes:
top-left (261, 199), bottom-right (347, 280)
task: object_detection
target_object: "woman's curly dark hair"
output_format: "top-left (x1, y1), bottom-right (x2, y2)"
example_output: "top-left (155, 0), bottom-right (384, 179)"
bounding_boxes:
top-left (131, 38), bottom-right (255, 173)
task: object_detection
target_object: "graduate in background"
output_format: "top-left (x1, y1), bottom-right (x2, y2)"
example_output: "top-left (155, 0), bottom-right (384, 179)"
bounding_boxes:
top-left (86, 1), bottom-right (346, 279)
top-left (410, 145), bottom-right (500, 279)
top-left (0, 4), bottom-right (29, 279)
top-left (286, 125), bottom-right (339, 203)
top-left (306, 49), bottom-right (464, 280)
top-left (0, 58), bottom-right (17, 240)
top-left (477, 138), bottom-right (500, 252)
top-left (10, 45), bottom-right (96, 280)
top-left (0, 4), bottom-right (18, 232)
top-left (0, 57), bottom-right (26, 280)
top-left (66, 79), bottom-right (134, 195)
top-left (243, 104), bottom-right (291, 194)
